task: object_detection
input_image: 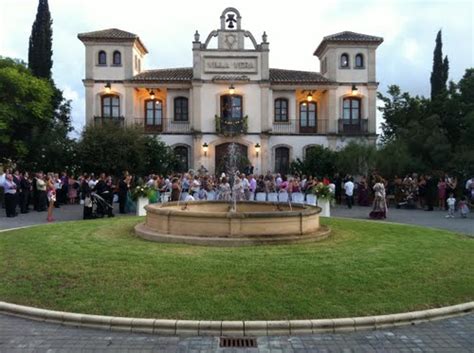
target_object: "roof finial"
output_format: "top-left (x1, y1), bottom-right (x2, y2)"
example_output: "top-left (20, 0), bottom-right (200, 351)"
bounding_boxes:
top-left (194, 30), bottom-right (200, 42)
top-left (262, 31), bottom-right (268, 43)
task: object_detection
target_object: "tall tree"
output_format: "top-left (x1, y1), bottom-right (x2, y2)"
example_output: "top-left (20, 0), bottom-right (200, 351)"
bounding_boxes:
top-left (430, 30), bottom-right (449, 99)
top-left (28, 0), bottom-right (53, 79)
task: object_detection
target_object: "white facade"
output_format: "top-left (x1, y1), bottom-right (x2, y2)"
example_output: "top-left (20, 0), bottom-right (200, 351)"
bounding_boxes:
top-left (79, 7), bottom-right (383, 175)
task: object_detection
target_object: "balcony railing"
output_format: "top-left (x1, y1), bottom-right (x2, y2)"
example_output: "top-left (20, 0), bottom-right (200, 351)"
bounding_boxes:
top-left (215, 115), bottom-right (248, 136)
top-left (338, 119), bottom-right (368, 135)
top-left (271, 119), bottom-right (328, 134)
top-left (94, 116), bottom-right (125, 126)
top-left (133, 118), bottom-right (191, 134)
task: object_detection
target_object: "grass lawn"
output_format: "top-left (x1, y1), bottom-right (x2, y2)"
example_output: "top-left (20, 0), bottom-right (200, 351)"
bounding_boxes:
top-left (0, 217), bottom-right (472, 320)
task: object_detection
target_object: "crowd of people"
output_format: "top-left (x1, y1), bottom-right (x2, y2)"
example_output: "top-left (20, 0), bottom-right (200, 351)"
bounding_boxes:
top-left (1, 167), bottom-right (473, 222)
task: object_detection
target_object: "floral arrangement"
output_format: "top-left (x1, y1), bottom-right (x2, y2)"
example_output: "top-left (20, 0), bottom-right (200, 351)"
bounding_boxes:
top-left (311, 182), bottom-right (334, 200)
top-left (215, 115), bottom-right (248, 136)
top-left (131, 184), bottom-right (153, 201)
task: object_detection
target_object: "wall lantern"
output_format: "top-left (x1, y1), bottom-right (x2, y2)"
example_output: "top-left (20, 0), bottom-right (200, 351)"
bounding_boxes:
top-left (351, 84), bottom-right (358, 96)
top-left (149, 89), bottom-right (156, 100)
top-left (104, 82), bottom-right (112, 94)
top-left (255, 143), bottom-right (261, 157)
top-left (228, 84), bottom-right (235, 95)
top-left (307, 91), bottom-right (313, 102)
top-left (202, 142), bottom-right (209, 156)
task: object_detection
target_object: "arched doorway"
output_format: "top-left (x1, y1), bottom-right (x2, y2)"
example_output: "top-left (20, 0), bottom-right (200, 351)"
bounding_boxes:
top-left (173, 145), bottom-right (189, 173)
top-left (275, 146), bottom-right (290, 175)
top-left (215, 143), bottom-right (248, 175)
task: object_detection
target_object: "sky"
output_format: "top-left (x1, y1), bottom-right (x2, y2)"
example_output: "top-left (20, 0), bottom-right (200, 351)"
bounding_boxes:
top-left (1, 0), bottom-right (473, 135)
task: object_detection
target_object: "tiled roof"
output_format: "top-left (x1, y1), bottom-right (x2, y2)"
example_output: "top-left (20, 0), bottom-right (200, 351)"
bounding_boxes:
top-left (128, 67), bottom-right (333, 84)
top-left (129, 68), bottom-right (194, 82)
top-left (78, 28), bottom-right (138, 40)
top-left (77, 28), bottom-right (148, 53)
top-left (314, 31), bottom-right (383, 56)
top-left (269, 68), bottom-right (332, 84)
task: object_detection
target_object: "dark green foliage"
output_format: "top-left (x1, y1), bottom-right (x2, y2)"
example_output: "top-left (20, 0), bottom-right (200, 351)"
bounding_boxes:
top-left (290, 145), bottom-right (336, 177)
top-left (430, 30), bottom-right (449, 100)
top-left (77, 122), bottom-right (177, 176)
top-left (28, 0), bottom-right (53, 79)
top-left (0, 57), bottom-right (54, 163)
top-left (335, 141), bottom-right (377, 176)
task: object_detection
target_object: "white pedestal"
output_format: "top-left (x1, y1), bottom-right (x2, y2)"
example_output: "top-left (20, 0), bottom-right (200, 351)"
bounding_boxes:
top-left (136, 197), bottom-right (149, 217)
top-left (317, 198), bottom-right (331, 217)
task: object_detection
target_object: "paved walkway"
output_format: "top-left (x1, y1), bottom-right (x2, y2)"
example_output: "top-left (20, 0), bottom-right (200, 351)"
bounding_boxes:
top-left (0, 203), bottom-right (473, 352)
top-left (1, 203), bottom-right (473, 235)
top-left (0, 313), bottom-right (473, 352)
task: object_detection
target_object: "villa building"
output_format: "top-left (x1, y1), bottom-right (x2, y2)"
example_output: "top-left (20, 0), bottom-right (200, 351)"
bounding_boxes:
top-left (78, 7), bottom-right (383, 175)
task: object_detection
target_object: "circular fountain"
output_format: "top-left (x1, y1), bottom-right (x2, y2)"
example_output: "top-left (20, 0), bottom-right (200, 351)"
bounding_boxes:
top-left (135, 201), bottom-right (330, 246)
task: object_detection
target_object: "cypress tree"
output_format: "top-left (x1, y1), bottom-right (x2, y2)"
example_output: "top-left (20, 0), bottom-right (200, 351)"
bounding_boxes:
top-left (430, 30), bottom-right (449, 99)
top-left (28, 0), bottom-right (53, 79)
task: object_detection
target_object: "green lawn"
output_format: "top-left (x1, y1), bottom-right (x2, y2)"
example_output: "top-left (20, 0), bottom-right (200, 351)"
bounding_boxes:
top-left (0, 217), bottom-right (472, 320)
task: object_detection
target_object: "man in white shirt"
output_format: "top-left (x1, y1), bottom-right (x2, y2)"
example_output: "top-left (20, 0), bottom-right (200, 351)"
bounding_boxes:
top-left (344, 177), bottom-right (355, 209)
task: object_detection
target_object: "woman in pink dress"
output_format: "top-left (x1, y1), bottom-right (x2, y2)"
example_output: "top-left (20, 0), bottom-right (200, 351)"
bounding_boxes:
top-left (437, 178), bottom-right (446, 210)
top-left (68, 176), bottom-right (78, 204)
top-left (45, 175), bottom-right (56, 222)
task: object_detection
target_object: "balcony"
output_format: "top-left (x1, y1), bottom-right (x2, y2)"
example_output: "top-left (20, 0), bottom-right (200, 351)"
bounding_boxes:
top-left (271, 119), bottom-right (328, 134)
top-left (133, 118), bottom-right (191, 134)
top-left (215, 115), bottom-right (248, 136)
top-left (338, 119), bottom-right (368, 135)
top-left (93, 116), bottom-right (125, 126)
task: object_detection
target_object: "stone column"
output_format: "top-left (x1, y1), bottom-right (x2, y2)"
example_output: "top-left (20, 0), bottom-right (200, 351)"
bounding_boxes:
top-left (367, 85), bottom-right (377, 134)
top-left (260, 134), bottom-right (270, 174)
top-left (124, 85), bottom-right (135, 126)
top-left (327, 88), bottom-right (338, 133)
top-left (191, 81), bottom-right (203, 132)
top-left (84, 82), bottom-right (94, 125)
top-left (260, 83), bottom-right (270, 133)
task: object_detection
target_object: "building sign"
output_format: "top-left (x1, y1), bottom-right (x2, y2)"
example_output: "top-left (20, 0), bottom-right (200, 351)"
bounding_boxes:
top-left (204, 57), bottom-right (258, 74)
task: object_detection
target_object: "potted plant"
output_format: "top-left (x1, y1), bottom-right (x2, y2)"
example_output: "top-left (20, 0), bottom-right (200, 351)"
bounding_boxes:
top-left (131, 184), bottom-right (152, 216)
top-left (311, 182), bottom-right (333, 217)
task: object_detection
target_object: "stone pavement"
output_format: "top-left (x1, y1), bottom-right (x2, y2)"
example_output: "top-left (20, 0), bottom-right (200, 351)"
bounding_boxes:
top-left (0, 203), bottom-right (473, 352)
top-left (1, 203), bottom-right (473, 235)
top-left (0, 313), bottom-right (473, 353)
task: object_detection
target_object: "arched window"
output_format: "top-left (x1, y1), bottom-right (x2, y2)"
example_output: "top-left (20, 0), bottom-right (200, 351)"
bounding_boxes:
top-left (340, 53), bottom-right (349, 68)
top-left (274, 98), bottom-right (289, 122)
top-left (101, 94), bottom-right (120, 117)
top-left (221, 94), bottom-right (242, 119)
top-left (275, 147), bottom-right (290, 175)
top-left (355, 54), bottom-right (364, 68)
top-left (113, 51), bottom-right (121, 65)
top-left (145, 99), bottom-right (163, 128)
top-left (174, 97), bottom-right (188, 121)
top-left (343, 97), bottom-right (361, 123)
top-left (299, 101), bottom-right (317, 133)
top-left (174, 146), bottom-right (189, 173)
top-left (305, 146), bottom-right (317, 159)
top-left (98, 50), bottom-right (107, 65)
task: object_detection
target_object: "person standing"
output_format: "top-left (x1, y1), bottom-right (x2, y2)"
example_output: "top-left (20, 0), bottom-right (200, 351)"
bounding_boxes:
top-left (425, 174), bottom-right (437, 211)
top-left (118, 175), bottom-right (129, 214)
top-left (36, 173), bottom-right (47, 212)
top-left (19, 172), bottom-right (31, 213)
top-left (344, 177), bottom-right (354, 209)
top-left (446, 193), bottom-right (456, 218)
top-left (369, 175), bottom-right (387, 219)
top-left (3, 174), bottom-right (18, 217)
top-left (45, 175), bottom-right (56, 222)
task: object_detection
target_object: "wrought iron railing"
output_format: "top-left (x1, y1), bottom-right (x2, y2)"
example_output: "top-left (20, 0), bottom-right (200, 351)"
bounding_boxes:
top-left (271, 119), bottom-right (328, 134)
top-left (215, 115), bottom-right (248, 136)
top-left (338, 119), bottom-right (368, 134)
top-left (93, 116), bottom-right (125, 126)
top-left (133, 118), bottom-right (191, 133)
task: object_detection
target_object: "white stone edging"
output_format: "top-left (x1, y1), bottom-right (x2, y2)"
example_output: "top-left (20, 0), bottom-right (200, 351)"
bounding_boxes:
top-left (0, 301), bottom-right (472, 336)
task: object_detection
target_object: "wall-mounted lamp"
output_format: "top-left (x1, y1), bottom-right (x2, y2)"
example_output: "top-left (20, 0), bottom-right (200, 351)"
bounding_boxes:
top-left (104, 82), bottom-right (111, 94)
top-left (307, 91), bottom-right (313, 102)
top-left (351, 84), bottom-right (358, 96)
top-left (149, 89), bottom-right (156, 100)
top-left (202, 142), bottom-right (209, 156)
top-left (255, 143), bottom-right (261, 157)
top-left (228, 84), bottom-right (235, 95)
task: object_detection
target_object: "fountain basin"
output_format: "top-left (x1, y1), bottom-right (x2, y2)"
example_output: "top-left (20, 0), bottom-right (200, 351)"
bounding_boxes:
top-left (135, 201), bottom-right (330, 246)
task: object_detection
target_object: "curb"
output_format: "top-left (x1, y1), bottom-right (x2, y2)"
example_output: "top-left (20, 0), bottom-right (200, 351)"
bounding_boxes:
top-left (0, 301), bottom-right (472, 336)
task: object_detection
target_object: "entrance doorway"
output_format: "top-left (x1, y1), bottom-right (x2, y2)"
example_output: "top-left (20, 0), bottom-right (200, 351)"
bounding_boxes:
top-left (215, 143), bottom-right (248, 174)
